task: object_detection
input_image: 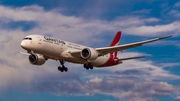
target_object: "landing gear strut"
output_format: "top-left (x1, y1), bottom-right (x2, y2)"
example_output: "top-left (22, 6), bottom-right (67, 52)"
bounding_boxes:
top-left (58, 60), bottom-right (68, 72)
top-left (84, 63), bottom-right (93, 70)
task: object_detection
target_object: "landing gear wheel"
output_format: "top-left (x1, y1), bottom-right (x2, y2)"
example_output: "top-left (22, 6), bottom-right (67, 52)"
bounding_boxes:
top-left (58, 60), bottom-right (68, 72)
top-left (90, 65), bottom-right (93, 70)
top-left (84, 64), bottom-right (87, 68)
top-left (65, 67), bottom-right (68, 72)
top-left (84, 63), bottom-right (93, 70)
top-left (58, 66), bottom-right (62, 71)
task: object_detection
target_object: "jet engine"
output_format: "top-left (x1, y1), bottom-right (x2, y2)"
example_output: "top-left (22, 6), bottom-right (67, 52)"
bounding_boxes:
top-left (29, 53), bottom-right (46, 65)
top-left (81, 48), bottom-right (98, 60)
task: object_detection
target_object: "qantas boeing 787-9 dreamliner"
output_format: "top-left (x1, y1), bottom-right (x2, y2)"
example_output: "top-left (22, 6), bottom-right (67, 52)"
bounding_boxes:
top-left (20, 31), bottom-right (172, 72)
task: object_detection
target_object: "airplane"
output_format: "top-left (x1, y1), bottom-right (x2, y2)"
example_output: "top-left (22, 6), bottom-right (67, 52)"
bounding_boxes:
top-left (20, 31), bottom-right (172, 72)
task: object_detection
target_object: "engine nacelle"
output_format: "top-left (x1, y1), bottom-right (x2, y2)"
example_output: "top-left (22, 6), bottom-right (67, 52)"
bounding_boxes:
top-left (29, 53), bottom-right (46, 65)
top-left (81, 48), bottom-right (98, 60)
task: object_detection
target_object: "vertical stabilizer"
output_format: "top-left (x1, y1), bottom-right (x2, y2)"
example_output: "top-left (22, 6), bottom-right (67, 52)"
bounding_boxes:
top-left (110, 31), bottom-right (121, 57)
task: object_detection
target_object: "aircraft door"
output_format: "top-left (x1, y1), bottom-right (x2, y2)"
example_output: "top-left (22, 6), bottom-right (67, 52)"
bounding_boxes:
top-left (60, 43), bottom-right (63, 50)
top-left (37, 37), bottom-right (42, 44)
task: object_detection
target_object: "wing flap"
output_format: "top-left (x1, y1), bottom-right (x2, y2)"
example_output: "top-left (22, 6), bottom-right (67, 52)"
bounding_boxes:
top-left (69, 50), bottom-right (82, 57)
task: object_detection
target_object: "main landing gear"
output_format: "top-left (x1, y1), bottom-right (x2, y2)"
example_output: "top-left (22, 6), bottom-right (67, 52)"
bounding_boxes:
top-left (58, 60), bottom-right (68, 72)
top-left (84, 63), bottom-right (93, 70)
top-left (57, 60), bottom-right (93, 72)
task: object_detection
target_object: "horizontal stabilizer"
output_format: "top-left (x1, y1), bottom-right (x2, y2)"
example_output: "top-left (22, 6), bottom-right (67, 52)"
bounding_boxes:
top-left (117, 56), bottom-right (146, 61)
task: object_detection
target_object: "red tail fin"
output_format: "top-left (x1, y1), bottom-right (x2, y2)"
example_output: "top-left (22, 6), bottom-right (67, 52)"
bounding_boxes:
top-left (110, 31), bottom-right (121, 57)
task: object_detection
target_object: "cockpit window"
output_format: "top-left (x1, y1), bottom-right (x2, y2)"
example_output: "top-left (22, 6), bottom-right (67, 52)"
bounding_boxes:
top-left (23, 37), bottom-right (32, 40)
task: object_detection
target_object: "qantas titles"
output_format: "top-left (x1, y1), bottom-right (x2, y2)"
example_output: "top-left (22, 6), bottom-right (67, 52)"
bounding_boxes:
top-left (44, 36), bottom-right (66, 44)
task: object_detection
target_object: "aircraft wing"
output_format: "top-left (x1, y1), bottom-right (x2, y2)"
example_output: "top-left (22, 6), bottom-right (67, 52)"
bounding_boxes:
top-left (69, 35), bottom-right (172, 57)
top-left (95, 35), bottom-right (172, 56)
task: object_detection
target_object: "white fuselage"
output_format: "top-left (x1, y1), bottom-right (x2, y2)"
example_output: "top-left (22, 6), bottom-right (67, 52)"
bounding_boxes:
top-left (21, 35), bottom-right (111, 67)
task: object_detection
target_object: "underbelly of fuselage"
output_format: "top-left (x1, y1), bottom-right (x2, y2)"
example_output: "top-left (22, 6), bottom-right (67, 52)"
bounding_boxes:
top-left (34, 43), bottom-right (111, 67)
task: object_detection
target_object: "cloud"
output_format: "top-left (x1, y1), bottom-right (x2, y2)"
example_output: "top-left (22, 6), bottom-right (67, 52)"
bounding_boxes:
top-left (115, 69), bottom-right (149, 75)
top-left (174, 1), bottom-right (180, 7)
top-left (118, 79), bottom-right (176, 100)
top-left (0, 4), bottom-right (179, 42)
top-left (123, 21), bottom-right (180, 36)
top-left (26, 76), bottom-right (178, 101)
top-left (133, 9), bottom-right (152, 14)
top-left (175, 96), bottom-right (180, 99)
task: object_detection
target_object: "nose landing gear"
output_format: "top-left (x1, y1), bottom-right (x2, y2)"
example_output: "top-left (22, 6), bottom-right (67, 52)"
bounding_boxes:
top-left (58, 60), bottom-right (68, 72)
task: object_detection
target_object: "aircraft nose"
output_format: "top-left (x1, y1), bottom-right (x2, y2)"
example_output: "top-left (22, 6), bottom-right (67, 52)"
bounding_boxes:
top-left (21, 41), bottom-right (27, 48)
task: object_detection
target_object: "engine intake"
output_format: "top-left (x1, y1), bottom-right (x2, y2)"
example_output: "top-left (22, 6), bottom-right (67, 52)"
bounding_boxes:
top-left (29, 53), bottom-right (46, 65)
top-left (81, 48), bottom-right (98, 60)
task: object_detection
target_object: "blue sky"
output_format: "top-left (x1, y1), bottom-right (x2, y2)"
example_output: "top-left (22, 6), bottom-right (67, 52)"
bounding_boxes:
top-left (0, 0), bottom-right (180, 101)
